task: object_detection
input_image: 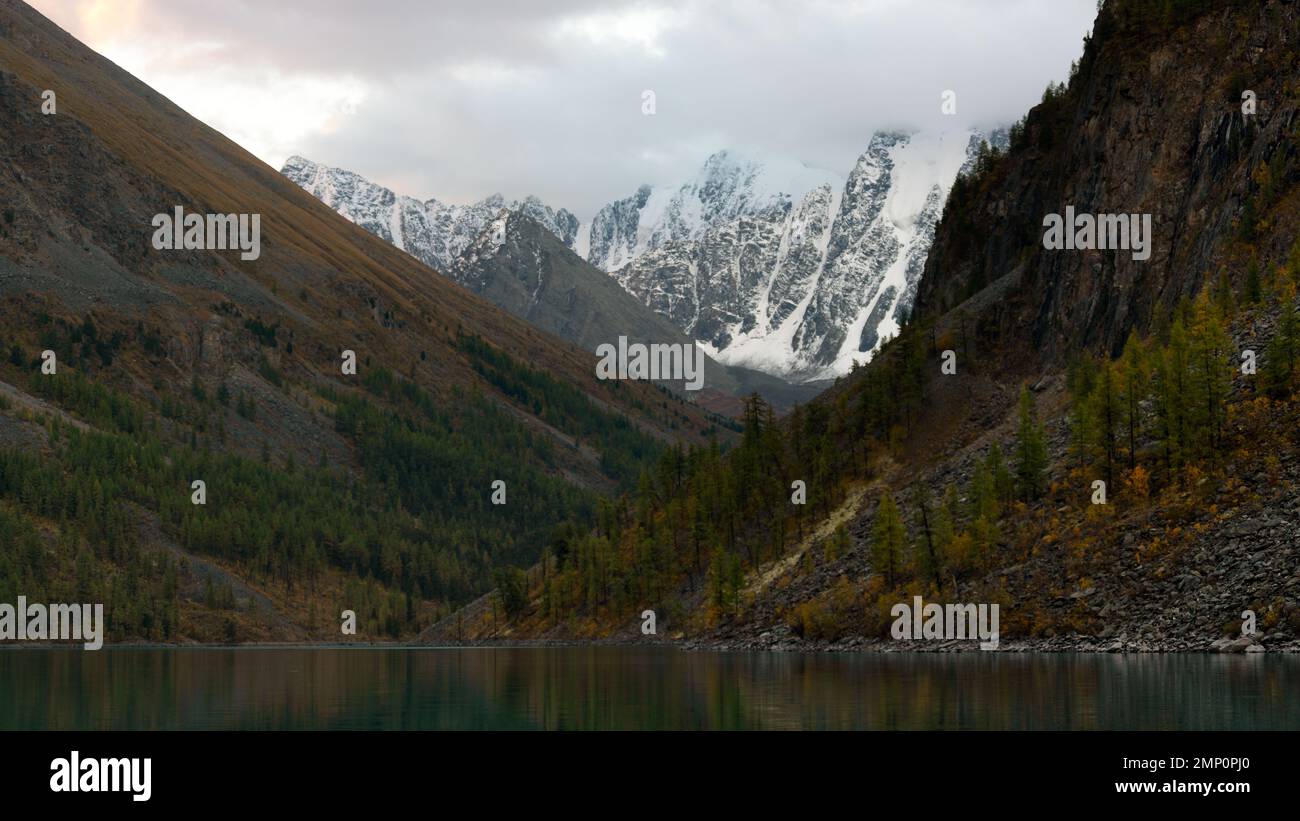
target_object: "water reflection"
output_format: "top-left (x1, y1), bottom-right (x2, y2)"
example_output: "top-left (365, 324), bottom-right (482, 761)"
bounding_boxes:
top-left (0, 648), bottom-right (1295, 730)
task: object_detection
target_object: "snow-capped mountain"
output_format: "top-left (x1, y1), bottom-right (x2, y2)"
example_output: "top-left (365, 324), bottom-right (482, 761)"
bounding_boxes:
top-left (583, 151), bottom-right (842, 273)
top-left (594, 131), bottom-right (1003, 381)
top-left (440, 208), bottom-right (824, 411)
top-left (281, 155), bottom-right (579, 271)
top-left (282, 129), bottom-right (1001, 382)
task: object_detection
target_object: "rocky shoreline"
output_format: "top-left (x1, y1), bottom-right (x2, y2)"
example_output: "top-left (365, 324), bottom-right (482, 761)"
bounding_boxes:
top-left (405, 631), bottom-right (1300, 654)
top-left (6, 635), bottom-right (1296, 652)
top-left (679, 634), bottom-right (1300, 654)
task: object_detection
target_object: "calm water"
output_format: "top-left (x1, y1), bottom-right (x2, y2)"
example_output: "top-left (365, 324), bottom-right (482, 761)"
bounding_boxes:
top-left (0, 647), bottom-right (1296, 730)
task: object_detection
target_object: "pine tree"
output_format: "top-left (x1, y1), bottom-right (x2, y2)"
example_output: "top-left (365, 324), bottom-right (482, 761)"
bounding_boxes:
top-left (968, 460), bottom-right (1000, 559)
top-left (708, 547), bottom-right (726, 611)
top-left (871, 493), bottom-right (906, 587)
top-left (936, 484), bottom-right (958, 548)
top-left (1264, 298), bottom-right (1299, 398)
top-left (969, 458), bottom-right (1000, 524)
top-left (1154, 318), bottom-right (1190, 476)
top-left (1066, 354), bottom-right (1098, 473)
top-left (1245, 256), bottom-right (1262, 304)
top-left (1089, 360), bottom-right (1119, 489)
top-left (1117, 331), bottom-right (1148, 470)
top-left (912, 484), bottom-right (943, 590)
top-left (1213, 269), bottom-right (1235, 317)
top-left (1186, 291), bottom-right (1232, 463)
top-left (826, 523), bottom-right (849, 563)
top-left (727, 552), bottom-right (743, 614)
top-left (1014, 385), bottom-right (1049, 501)
top-left (986, 443), bottom-right (1014, 506)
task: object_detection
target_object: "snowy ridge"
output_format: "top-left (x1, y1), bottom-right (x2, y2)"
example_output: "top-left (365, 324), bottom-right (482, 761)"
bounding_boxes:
top-left (281, 156), bottom-right (579, 272)
top-left (282, 128), bottom-right (1003, 383)
top-left (601, 130), bottom-right (1002, 381)
top-left (585, 150), bottom-right (843, 273)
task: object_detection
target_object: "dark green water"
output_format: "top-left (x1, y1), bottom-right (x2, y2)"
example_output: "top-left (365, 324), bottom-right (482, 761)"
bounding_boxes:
top-left (0, 647), bottom-right (1296, 730)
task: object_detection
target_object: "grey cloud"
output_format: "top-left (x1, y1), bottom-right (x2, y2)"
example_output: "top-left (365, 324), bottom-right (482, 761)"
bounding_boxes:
top-left (36, 0), bottom-right (1099, 217)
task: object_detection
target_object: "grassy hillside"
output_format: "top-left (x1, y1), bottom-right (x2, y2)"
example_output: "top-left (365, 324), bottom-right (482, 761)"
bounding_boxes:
top-left (0, 1), bottom-right (734, 642)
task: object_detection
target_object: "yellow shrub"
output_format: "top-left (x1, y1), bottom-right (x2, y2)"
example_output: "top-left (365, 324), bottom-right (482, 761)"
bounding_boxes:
top-left (1126, 465), bottom-right (1150, 501)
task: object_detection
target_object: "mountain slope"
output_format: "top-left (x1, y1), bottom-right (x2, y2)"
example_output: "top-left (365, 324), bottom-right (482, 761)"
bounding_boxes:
top-left (0, 0), bottom-right (727, 643)
top-left (444, 209), bottom-right (824, 413)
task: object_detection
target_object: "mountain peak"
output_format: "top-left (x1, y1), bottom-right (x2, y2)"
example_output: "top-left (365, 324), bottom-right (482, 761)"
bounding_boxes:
top-left (280, 159), bottom-right (581, 270)
top-left (284, 132), bottom-right (998, 383)
top-left (588, 130), bottom-right (997, 380)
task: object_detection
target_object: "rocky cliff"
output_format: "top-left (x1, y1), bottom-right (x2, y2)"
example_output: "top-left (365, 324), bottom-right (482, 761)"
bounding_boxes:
top-left (916, 0), bottom-right (1299, 362)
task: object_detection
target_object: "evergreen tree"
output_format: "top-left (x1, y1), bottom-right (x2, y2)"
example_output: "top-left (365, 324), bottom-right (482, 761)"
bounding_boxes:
top-left (1117, 331), bottom-right (1148, 470)
top-left (871, 493), bottom-right (906, 587)
top-left (826, 523), bottom-right (849, 563)
top-left (1014, 385), bottom-right (1049, 501)
top-left (727, 552), bottom-right (743, 614)
top-left (1264, 298), bottom-right (1299, 398)
top-left (1154, 318), bottom-right (1190, 476)
top-left (986, 443), bottom-right (1014, 506)
top-left (936, 484), bottom-right (958, 549)
top-left (708, 547), bottom-right (726, 611)
top-left (1213, 269), bottom-right (1235, 317)
top-left (1186, 291), bottom-right (1232, 462)
top-left (967, 460), bottom-right (1000, 559)
top-left (1245, 256), bottom-right (1262, 304)
top-left (1066, 354), bottom-right (1098, 473)
top-left (911, 484), bottom-right (943, 590)
top-left (1088, 360), bottom-right (1119, 489)
top-left (969, 458), bottom-right (1000, 524)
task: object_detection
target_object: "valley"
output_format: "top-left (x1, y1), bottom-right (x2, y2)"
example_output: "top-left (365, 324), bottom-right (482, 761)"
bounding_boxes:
top-left (1, 0), bottom-right (1297, 658)
top-left (418, 0), bottom-right (1300, 655)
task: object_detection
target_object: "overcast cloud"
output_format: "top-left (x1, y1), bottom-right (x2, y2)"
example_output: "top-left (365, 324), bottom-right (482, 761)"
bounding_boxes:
top-left (31, 0), bottom-right (1098, 218)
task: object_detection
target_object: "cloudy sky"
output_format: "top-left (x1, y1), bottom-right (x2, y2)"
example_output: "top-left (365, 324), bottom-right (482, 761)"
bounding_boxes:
top-left (32, 0), bottom-right (1097, 218)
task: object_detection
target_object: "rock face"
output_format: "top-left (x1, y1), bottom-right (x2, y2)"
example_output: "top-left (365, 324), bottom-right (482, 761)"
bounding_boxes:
top-left (284, 130), bottom-right (999, 384)
top-left (914, 0), bottom-right (1300, 363)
